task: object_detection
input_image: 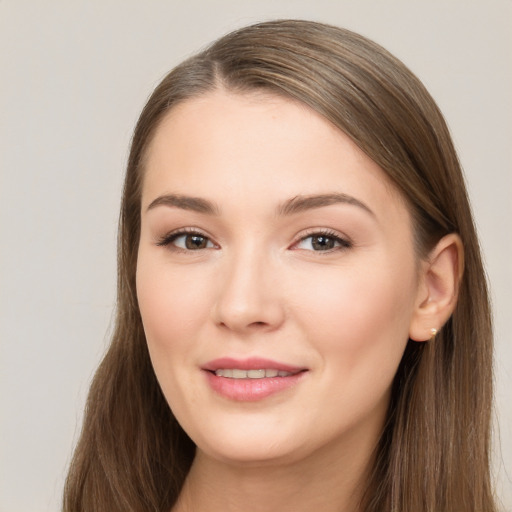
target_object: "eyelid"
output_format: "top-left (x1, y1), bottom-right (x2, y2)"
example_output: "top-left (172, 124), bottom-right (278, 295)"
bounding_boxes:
top-left (155, 226), bottom-right (351, 252)
top-left (156, 227), bottom-right (218, 249)
top-left (290, 228), bottom-right (352, 252)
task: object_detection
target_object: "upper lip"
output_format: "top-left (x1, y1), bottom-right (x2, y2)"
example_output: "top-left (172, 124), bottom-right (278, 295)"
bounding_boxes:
top-left (202, 357), bottom-right (305, 373)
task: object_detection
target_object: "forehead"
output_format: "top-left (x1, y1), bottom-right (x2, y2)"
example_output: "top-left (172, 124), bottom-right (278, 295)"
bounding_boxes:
top-left (142, 89), bottom-right (407, 220)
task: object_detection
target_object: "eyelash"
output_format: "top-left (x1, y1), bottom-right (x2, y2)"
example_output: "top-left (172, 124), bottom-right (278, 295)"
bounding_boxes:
top-left (156, 228), bottom-right (215, 251)
top-left (156, 228), bottom-right (352, 253)
top-left (292, 229), bottom-right (352, 253)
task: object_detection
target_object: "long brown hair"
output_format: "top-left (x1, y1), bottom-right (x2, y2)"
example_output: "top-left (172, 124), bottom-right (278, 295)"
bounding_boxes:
top-left (63, 20), bottom-right (496, 512)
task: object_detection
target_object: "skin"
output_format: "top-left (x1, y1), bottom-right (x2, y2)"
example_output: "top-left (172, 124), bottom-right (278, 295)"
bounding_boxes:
top-left (136, 90), bottom-right (460, 512)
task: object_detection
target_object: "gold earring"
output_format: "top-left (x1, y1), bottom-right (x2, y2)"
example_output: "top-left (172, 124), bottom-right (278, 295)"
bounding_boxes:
top-left (430, 328), bottom-right (437, 340)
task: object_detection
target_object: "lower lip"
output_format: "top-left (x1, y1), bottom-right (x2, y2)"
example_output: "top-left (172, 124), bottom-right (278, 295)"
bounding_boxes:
top-left (204, 371), bottom-right (306, 401)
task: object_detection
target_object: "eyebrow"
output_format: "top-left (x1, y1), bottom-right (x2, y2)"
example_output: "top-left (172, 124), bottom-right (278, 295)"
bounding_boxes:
top-left (146, 192), bottom-right (374, 217)
top-left (147, 194), bottom-right (220, 215)
top-left (277, 193), bottom-right (375, 217)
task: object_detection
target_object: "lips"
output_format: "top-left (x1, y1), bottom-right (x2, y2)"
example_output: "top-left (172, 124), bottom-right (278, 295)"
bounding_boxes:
top-left (203, 357), bottom-right (307, 401)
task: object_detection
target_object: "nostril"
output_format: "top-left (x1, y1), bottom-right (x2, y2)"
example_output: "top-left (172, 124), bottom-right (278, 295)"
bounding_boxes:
top-left (213, 287), bottom-right (285, 332)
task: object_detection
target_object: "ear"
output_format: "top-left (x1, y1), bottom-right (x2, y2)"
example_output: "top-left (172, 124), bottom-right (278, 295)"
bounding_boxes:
top-left (409, 233), bottom-right (464, 342)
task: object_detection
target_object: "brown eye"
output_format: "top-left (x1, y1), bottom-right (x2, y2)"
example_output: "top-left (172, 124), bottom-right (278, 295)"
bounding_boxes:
top-left (185, 234), bottom-right (209, 250)
top-left (294, 232), bottom-right (351, 252)
top-left (157, 231), bottom-right (215, 250)
top-left (310, 235), bottom-right (336, 251)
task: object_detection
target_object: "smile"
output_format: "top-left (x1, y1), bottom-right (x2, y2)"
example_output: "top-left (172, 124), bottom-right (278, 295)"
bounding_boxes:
top-left (203, 358), bottom-right (307, 401)
top-left (214, 369), bottom-right (295, 378)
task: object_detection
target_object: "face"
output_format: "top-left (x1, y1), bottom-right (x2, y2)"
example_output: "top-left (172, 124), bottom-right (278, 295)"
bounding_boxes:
top-left (136, 90), bottom-right (422, 467)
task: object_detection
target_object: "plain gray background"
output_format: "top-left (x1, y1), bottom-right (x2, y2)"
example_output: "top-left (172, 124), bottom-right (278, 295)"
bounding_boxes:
top-left (1, 1), bottom-right (511, 510)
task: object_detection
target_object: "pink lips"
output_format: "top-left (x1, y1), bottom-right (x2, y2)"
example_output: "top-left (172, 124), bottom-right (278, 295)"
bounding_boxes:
top-left (203, 357), bottom-right (307, 401)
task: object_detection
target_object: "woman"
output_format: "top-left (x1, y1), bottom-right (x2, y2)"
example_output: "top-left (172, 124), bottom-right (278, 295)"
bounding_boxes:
top-left (63, 20), bottom-right (497, 512)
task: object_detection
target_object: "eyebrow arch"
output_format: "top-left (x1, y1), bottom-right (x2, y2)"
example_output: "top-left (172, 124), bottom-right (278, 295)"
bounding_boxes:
top-left (146, 194), bottom-right (220, 215)
top-left (277, 193), bottom-right (375, 217)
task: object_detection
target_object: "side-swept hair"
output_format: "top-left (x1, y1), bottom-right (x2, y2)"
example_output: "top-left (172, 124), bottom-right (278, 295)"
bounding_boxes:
top-left (64, 20), bottom-right (496, 512)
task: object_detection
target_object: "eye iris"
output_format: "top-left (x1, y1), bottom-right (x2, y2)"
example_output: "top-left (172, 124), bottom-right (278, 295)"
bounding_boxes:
top-left (312, 235), bottom-right (335, 251)
top-left (185, 234), bottom-right (208, 250)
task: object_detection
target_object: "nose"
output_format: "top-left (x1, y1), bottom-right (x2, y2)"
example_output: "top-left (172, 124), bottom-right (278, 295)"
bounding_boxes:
top-left (211, 248), bottom-right (285, 334)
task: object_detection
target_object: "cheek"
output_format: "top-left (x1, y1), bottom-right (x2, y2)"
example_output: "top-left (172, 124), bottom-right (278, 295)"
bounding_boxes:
top-left (293, 261), bottom-right (416, 380)
top-left (136, 257), bottom-right (211, 364)
top-left (136, 257), bottom-right (215, 420)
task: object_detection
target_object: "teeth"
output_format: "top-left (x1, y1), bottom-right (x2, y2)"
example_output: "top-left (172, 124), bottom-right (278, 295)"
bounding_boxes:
top-left (247, 369), bottom-right (265, 378)
top-left (214, 368), bottom-right (293, 379)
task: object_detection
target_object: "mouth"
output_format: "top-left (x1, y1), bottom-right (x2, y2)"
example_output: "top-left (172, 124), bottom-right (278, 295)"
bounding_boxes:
top-left (202, 357), bottom-right (307, 401)
top-left (213, 368), bottom-right (297, 379)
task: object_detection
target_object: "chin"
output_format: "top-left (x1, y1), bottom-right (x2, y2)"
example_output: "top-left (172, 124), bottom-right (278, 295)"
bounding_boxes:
top-left (185, 417), bottom-right (307, 466)
top-left (199, 439), bottom-right (300, 467)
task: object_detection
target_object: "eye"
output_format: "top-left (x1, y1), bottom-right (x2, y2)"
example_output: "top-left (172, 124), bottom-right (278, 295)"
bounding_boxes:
top-left (294, 231), bottom-right (351, 252)
top-left (157, 230), bottom-right (216, 251)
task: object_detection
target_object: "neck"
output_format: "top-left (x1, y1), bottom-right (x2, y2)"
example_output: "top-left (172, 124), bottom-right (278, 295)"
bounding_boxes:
top-left (172, 433), bottom-right (377, 512)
